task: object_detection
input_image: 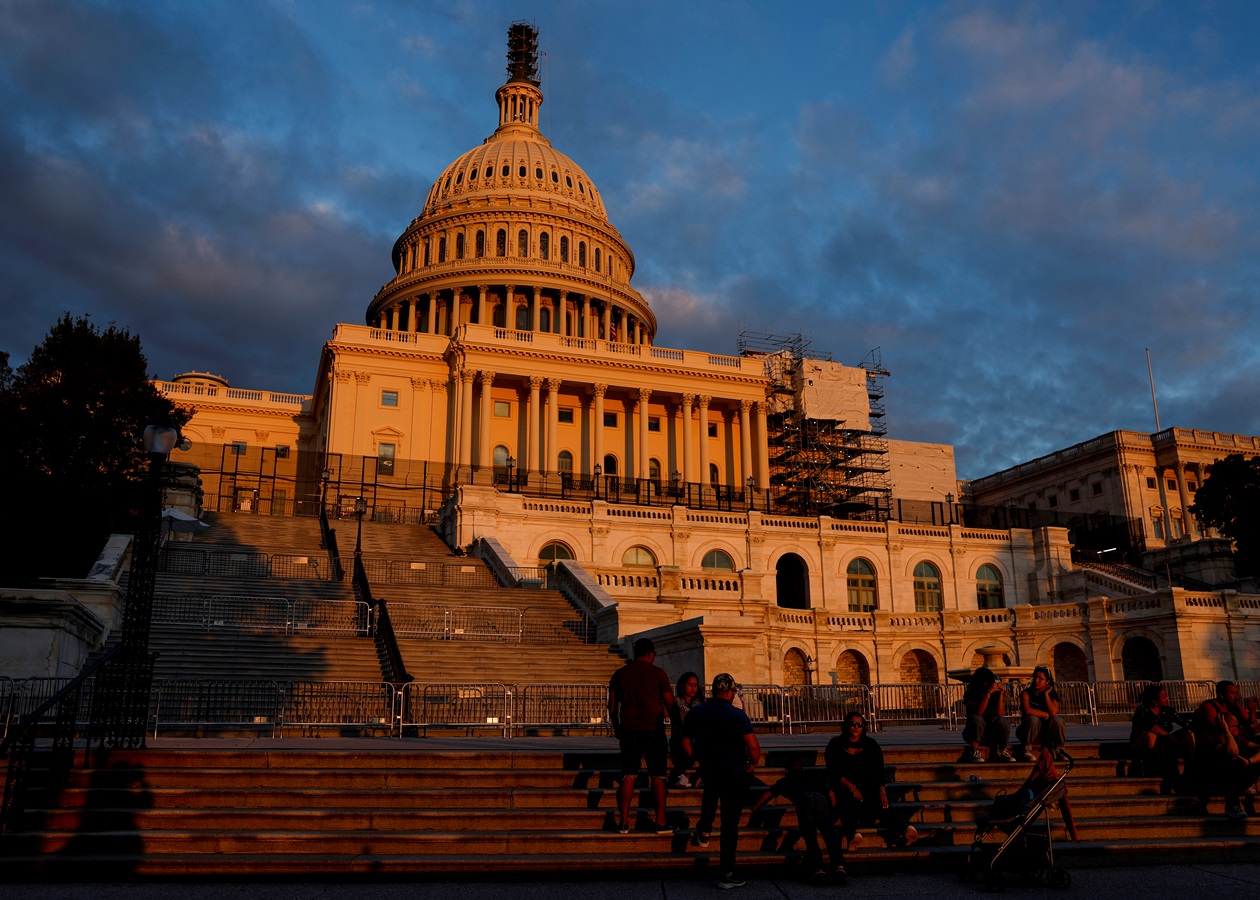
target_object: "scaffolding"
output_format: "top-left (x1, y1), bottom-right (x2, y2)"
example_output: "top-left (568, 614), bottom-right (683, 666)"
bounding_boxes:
top-left (739, 328), bottom-right (891, 519)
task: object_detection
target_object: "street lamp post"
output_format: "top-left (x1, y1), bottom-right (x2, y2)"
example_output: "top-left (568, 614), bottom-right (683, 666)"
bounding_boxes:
top-left (945, 492), bottom-right (955, 526)
top-left (672, 469), bottom-right (682, 501)
top-left (593, 463), bottom-right (602, 500)
top-left (506, 456), bottom-right (516, 492)
top-left (746, 476), bottom-right (756, 510)
top-left (354, 496), bottom-right (368, 560)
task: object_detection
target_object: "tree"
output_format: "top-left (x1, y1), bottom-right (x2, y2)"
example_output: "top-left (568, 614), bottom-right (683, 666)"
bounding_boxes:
top-left (1190, 453), bottom-right (1260, 577)
top-left (0, 315), bottom-right (189, 585)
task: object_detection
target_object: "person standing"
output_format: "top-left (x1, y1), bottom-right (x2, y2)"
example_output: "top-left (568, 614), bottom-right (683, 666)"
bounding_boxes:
top-left (670, 671), bottom-right (703, 788)
top-left (607, 637), bottom-right (675, 834)
top-left (682, 673), bottom-right (761, 890)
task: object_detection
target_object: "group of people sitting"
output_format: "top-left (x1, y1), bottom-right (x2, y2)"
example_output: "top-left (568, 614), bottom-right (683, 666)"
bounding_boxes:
top-left (960, 664), bottom-right (1260, 819)
top-left (1130, 679), bottom-right (1259, 818)
top-left (960, 664), bottom-right (1068, 763)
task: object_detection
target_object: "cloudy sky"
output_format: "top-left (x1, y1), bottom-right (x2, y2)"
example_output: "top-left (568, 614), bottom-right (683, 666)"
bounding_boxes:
top-left (2, 0), bottom-right (1257, 477)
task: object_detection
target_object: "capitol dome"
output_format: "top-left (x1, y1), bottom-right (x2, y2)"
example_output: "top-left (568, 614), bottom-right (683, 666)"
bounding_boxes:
top-left (368, 23), bottom-right (654, 344)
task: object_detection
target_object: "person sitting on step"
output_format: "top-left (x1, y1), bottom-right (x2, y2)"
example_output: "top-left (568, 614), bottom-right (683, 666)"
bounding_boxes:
top-left (749, 757), bottom-right (846, 885)
top-left (826, 711), bottom-right (918, 855)
top-left (1129, 683), bottom-right (1194, 793)
top-left (1189, 680), bottom-right (1260, 819)
top-left (960, 666), bottom-right (1013, 763)
top-left (1016, 665), bottom-right (1067, 762)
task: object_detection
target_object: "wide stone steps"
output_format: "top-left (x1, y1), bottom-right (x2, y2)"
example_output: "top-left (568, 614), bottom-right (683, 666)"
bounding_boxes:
top-left (398, 641), bottom-right (623, 683)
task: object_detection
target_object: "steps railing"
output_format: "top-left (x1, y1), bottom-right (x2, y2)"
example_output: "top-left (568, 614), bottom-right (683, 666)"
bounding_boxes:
top-left (352, 553), bottom-right (411, 685)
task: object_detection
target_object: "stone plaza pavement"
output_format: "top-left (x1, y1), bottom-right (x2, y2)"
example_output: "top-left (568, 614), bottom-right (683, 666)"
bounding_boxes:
top-left (1, 863), bottom-right (1258, 899)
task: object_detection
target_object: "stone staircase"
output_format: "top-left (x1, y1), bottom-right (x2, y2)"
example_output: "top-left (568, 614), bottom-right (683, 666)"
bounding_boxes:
top-left (3, 740), bottom-right (1257, 878)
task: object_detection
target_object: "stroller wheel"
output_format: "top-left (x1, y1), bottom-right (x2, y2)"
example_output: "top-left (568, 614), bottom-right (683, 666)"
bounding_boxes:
top-left (984, 869), bottom-right (1005, 892)
top-left (1049, 868), bottom-right (1071, 889)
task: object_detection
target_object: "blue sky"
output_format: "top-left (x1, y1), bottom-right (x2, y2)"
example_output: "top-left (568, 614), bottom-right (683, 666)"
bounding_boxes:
top-left (2, 0), bottom-right (1257, 477)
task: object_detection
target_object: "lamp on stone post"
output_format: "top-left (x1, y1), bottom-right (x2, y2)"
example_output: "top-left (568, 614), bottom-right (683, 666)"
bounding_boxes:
top-left (945, 492), bottom-right (955, 526)
top-left (506, 455), bottom-right (516, 493)
top-left (593, 463), bottom-right (602, 500)
top-left (97, 424), bottom-right (181, 753)
top-left (746, 475), bottom-right (756, 510)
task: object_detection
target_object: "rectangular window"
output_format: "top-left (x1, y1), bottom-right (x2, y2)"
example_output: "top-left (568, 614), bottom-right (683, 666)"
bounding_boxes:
top-left (493, 400), bottom-right (511, 418)
top-left (1092, 482), bottom-right (1103, 496)
top-left (1146, 477), bottom-right (1157, 489)
top-left (603, 412), bottom-right (618, 428)
top-left (1152, 517), bottom-right (1164, 539)
top-left (1068, 489), bottom-right (1080, 502)
top-left (558, 408), bottom-right (575, 424)
top-left (707, 423), bottom-right (717, 438)
top-left (647, 416), bottom-right (661, 432)
top-left (275, 445), bottom-right (290, 459)
top-left (1167, 479), bottom-right (1177, 491)
top-left (230, 442), bottom-right (248, 456)
top-left (378, 442), bottom-right (396, 476)
top-left (381, 390), bottom-right (399, 407)
top-left (1188, 481), bottom-right (1197, 492)
top-left (1048, 495), bottom-right (1058, 508)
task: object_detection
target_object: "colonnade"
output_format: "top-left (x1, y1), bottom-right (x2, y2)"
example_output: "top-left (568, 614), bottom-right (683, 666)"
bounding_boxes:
top-left (373, 284), bottom-right (653, 345)
top-left (448, 370), bottom-right (772, 488)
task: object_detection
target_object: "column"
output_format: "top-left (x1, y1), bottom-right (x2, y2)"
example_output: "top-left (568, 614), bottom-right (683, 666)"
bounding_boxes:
top-left (638, 388), bottom-right (652, 480)
top-left (458, 369), bottom-right (475, 471)
top-left (448, 290), bottom-right (461, 335)
top-left (503, 284), bottom-right (515, 331)
top-left (423, 293), bottom-right (434, 333)
top-left (1174, 462), bottom-right (1193, 539)
top-left (602, 303), bottom-right (611, 343)
top-left (682, 394), bottom-right (695, 483)
top-left (546, 379), bottom-right (561, 474)
top-left (755, 400), bottom-right (770, 487)
top-left (477, 285), bottom-right (488, 326)
top-left (478, 370), bottom-right (495, 469)
top-left (697, 395), bottom-right (711, 485)
top-left (406, 298), bottom-right (417, 332)
top-left (739, 400), bottom-right (753, 486)
top-left (593, 384), bottom-right (607, 473)
top-left (555, 291), bottom-right (567, 334)
top-left (528, 376), bottom-right (542, 474)
top-left (385, 305), bottom-right (396, 330)
top-left (579, 295), bottom-right (589, 338)
top-left (532, 287), bottom-right (542, 332)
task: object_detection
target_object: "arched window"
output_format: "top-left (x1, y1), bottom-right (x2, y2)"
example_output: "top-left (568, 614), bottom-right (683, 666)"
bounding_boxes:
top-left (560, 236), bottom-right (569, 262)
top-left (846, 558), bottom-right (878, 612)
top-left (783, 649), bottom-right (810, 686)
top-left (578, 241), bottom-right (587, 267)
top-left (518, 164), bottom-right (527, 178)
top-left (648, 459), bottom-right (661, 481)
top-left (518, 229), bottom-right (528, 257)
top-left (538, 541), bottom-right (575, 564)
top-left (602, 454), bottom-right (618, 475)
top-left (455, 233), bottom-right (465, 260)
top-left (475, 230), bottom-right (485, 258)
top-left (913, 561), bottom-right (943, 612)
top-left (540, 308), bottom-right (551, 332)
top-left (702, 549), bottom-right (734, 571)
top-left (558, 450), bottom-right (573, 473)
top-left (514, 305), bottom-right (529, 331)
top-left (438, 237), bottom-right (447, 263)
top-left (492, 302), bottom-right (506, 328)
top-left (496, 229), bottom-right (506, 256)
top-left (594, 247), bottom-right (601, 271)
top-left (493, 445), bottom-right (509, 475)
top-left (501, 164), bottom-right (510, 177)
top-left (976, 564), bottom-right (1004, 609)
top-left (423, 240), bottom-right (431, 266)
top-left (709, 463), bottom-right (720, 484)
top-left (623, 546), bottom-right (657, 567)
top-left (539, 232), bottom-right (550, 260)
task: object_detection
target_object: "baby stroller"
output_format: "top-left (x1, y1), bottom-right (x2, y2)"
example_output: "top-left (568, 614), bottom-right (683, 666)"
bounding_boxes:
top-left (964, 749), bottom-right (1076, 890)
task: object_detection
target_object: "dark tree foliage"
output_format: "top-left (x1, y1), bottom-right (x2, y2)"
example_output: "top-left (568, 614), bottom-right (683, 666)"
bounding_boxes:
top-left (1191, 453), bottom-right (1260, 578)
top-left (0, 315), bottom-right (188, 584)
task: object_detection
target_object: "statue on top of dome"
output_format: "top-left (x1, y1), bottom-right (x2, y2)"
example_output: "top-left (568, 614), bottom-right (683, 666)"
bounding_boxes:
top-left (506, 22), bottom-right (540, 86)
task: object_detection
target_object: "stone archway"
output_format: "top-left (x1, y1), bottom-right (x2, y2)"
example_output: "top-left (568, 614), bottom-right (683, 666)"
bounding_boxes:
top-left (775, 553), bottom-right (810, 610)
top-left (1052, 642), bottom-right (1090, 682)
top-left (1121, 635), bottom-right (1163, 682)
top-left (899, 649), bottom-right (939, 684)
top-left (783, 648), bottom-right (810, 686)
top-left (835, 650), bottom-right (871, 686)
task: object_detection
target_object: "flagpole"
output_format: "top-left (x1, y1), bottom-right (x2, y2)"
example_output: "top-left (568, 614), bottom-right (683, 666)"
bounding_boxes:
top-left (1146, 348), bottom-right (1161, 433)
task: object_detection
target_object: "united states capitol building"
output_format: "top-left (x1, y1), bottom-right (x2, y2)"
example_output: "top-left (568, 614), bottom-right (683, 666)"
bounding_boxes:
top-left (150, 25), bottom-right (1259, 689)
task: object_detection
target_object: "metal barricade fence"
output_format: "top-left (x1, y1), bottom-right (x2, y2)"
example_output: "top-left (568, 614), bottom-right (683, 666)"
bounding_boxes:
top-left (448, 606), bottom-right (523, 642)
top-left (401, 683), bottom-right (511, 736)
top-left (208, 551), bottom-right (271, 578)
top-left (521, 607), bottom-right (594, 644)
top-left (389, 603), bottom-right (449, 638)
top-left (0, 675), bottom-right (14, 741)
top-left (786, 684), bottom-right (871, 732)
top-left (737, 685), bottom-right (788, 732)
top-left (161, 547), bottom-right (210, 575)
top-left (944, 682), bottom-right (968, 730)
top-left (270, 554), bottom-right (336, 580)
top-left (1053, 681), bottom-right (1096, 725)
top-left (152, 680), bottom-right (284, 737)
top-left (155, 594), bottom-right (291, 632)
top-left (1091, 680), bottom-right (1148, 721)
top-left (282, 681), bottom-right (397, 734)
top-left (360, 557), bottom-right (498, 588)
top-left (868, 683), bottom-right (950, 730)
top-left (290, 599), bottom-right (371, 635)
top-left (512, 683), bottom-right (608, 734)
top-left (1161, 680), bottom-right (1216, 714)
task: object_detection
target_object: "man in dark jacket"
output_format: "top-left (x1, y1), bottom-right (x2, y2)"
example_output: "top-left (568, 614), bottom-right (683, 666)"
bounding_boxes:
top-left (682, 673), bottom-right (761, 889)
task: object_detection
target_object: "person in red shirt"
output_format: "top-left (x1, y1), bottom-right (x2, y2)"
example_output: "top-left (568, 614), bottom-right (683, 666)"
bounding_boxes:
top-left (608, 638), bottom-right (676, 834)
